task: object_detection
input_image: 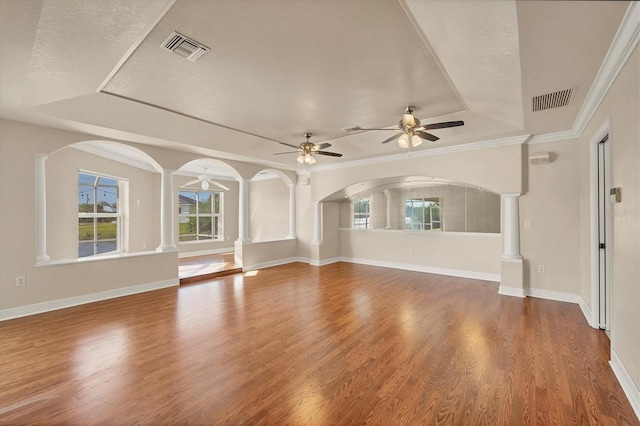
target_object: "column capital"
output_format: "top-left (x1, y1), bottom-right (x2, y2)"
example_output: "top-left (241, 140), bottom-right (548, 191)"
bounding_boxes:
top-left (501, 193), bottom-right (521, 198)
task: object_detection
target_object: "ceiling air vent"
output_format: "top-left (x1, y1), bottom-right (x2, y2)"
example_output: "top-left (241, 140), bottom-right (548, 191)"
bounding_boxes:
top-left (531, 88), bottom-right (573, 112)
top-left (161, 31), bottom-right (209, 62)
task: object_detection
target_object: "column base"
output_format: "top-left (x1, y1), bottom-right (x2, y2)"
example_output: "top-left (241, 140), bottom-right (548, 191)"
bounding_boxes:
top-left (499, 258), bottom-right (525, 298)
top-left (156, 245), bottom-right (178, 253)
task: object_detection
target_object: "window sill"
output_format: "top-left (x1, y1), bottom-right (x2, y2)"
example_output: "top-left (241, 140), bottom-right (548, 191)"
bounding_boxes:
top-left (178, 239), bottom-right (226, 246)
top-left (35, 249), bottom-right (173, 267)
top-left (338, 228), bottom-right (501, 237)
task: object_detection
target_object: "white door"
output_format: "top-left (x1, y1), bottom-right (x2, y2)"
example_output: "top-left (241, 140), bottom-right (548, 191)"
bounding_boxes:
top-left (597, 135), bottom-right (610, 331)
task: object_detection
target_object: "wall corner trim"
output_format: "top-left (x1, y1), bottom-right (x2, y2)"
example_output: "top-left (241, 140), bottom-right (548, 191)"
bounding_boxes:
top-left (498, 285), bottom-right (526, 298)
top-left (610, 349), bottom-right (640, 421)
top-left (577, 296), bottom-right (594, 328)
top-left (0, 278), bottom-right (179, 322)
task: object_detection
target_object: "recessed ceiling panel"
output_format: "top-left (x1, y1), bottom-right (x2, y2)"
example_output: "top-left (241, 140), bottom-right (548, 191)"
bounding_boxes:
top-left (103, 0), bottom-right (464, 146)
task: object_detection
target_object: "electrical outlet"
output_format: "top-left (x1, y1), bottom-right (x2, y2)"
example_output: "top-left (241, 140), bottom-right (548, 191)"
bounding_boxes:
top-left (538, 265), bottom-right (546, 273)
top-left (142, 242), bottom-right (147, 249)
top-left (16, 276), bottom-right (26, 287)
top-left (409, 247), bottom-right (414, 254)
top-left (524, 220), bottom-right (532, 229)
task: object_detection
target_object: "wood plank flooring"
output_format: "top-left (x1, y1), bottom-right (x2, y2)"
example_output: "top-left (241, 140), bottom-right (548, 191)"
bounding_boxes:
top-left (0, 262), bottom-right (637, 425)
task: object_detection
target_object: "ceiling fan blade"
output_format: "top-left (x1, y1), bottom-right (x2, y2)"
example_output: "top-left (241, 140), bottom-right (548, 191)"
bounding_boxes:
top-left (278, 142), bottom-right (301, 149)
top-left (208, 180), bottom-right (229, 191)
top-left (420, 120), bottom-right (464, 130)
top-left (273, 151), bottom-right (300, 155)
top-left (315, 151), bottom-right (343, 157)
top-left (381, 134), bottom-right (400, 144)
top-left (415, 131), bottom-right (439, 142)
top-left (312, 142), bottom-right (332, 151)
top-left (358, 127), bottom-right (400, 131)
top-left (183, 179), bottom-right (201, 186)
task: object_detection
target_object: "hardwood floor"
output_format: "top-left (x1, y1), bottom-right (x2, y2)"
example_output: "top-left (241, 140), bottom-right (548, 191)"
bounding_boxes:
top-left (0, 262), bottom-right (637, 425)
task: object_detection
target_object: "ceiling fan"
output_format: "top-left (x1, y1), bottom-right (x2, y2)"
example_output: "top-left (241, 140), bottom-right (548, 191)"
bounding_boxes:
top-left (354, 106), bottom-right (464, 148)
top-left (183, 169), bottom-right (230, 191)
top-left (274, 133), bottom-right (343, 165)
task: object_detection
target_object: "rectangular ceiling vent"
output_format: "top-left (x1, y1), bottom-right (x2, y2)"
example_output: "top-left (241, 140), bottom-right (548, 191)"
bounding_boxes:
top-left (531, 88), bottom-right (573, 112)
top-left (161, 31), bottom-right (209, 62)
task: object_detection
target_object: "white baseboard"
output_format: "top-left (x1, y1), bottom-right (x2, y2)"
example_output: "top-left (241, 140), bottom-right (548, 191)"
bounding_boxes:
top-left (525, 288), bottom-right (581, 303)
top-left (178, 247), bottom-right (234, 258)
top-left (0, 278), bottom-right (179, 321)
top-left (577, 296), bottom-right (594, 327)
top-left (309, 257), bottom-right (342, 267)
top-left (498, 285), bottom-right (526, 298)
top-left (243, 257), bottom-right (305, 272)
top-left (610, 349), bottom-right (640, 421)
top-left (341, 257), bottom-right (500, 281)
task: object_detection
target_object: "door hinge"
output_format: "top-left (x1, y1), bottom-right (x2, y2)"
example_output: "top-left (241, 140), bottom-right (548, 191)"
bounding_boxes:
top-left (599, 243), bottom-right (606, 249)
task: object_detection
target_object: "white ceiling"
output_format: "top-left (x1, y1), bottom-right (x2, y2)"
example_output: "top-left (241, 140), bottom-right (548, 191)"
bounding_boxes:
top-left (0, 0), bottom-right (631, 171)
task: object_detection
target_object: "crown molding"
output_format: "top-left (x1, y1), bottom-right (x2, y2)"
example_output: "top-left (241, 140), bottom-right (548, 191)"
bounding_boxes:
top-left (306, 134), bottom-right (529, 173)
top-left (526, 129), bottom-right (578, 145)
top-left (573, 1), bottom-right (640, 137)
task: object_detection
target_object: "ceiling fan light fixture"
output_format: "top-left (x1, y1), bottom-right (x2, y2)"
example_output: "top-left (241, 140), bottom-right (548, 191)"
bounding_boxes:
top-left (201, 180), bottom-right (210, 190)
top-left (297, 155), bottom-right (305, 164)
top-left (398, 134), bottom-right (409, 148)
top-left (411, 135), bottom-right (423, 147)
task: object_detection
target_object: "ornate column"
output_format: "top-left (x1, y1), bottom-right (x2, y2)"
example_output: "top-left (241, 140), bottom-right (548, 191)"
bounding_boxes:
top-left (502, 194), bottom-right (522, 260)
top-left (383, 190), bottom-right (392, 229)
top-left (499, 193), bottom-right (524, 297)
top-left (237, 178), bottom-right (250, 243)
top-left (35, 153), bottom-right (50, 263)
top-left (287, 183), bottom-right (297, 239)
top-left (313, 201), bottom-right (322, 244)
top-left (157, 168), bottom-right (177, 251)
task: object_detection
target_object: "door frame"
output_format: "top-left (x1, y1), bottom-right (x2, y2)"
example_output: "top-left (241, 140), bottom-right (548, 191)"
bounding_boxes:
top-left (589, 119), bottom-right (613, 330)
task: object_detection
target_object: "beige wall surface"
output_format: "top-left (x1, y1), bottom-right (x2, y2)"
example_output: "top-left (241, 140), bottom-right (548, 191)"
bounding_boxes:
top-left (312, 143), bottom-right (523, 202)
top-left (242, 239), bottom-right (298, 270)
top-left (339, 230), bottom-right (501, 276)
top-left (520, 140), bottom-right (581, 295)
top-left (578, 46), bottom-right (639, 389)
top-left (46, 147), bottom-right (161, 260)
top-left (0, 121), bottom-right (177, 310)
top-left (249, 178), bottom-right (289, 242)
top-left (174, 175), bottom-right (238, 253)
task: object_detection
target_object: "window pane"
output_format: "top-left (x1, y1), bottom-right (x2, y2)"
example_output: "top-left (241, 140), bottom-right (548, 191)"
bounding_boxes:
top-left (198, 216), bottom-right (212, 240)
top-left (179, 217), bottom-right (197, 241)
top-left (97, 241), bottom-right (117, 255)
top-left (179, 191), bottom-right (196, 215)
top-left (78, 241), bottom-right (94, 258)
top-left (78, 185), bottom-right (94, 212)
top-left (97, 184), bottom-right (118, 213)
top-left (96, 218), bottom-right (117, 241)
top-left (79, 217), bottom-right (94, 241)
top-left (198, 191), bottom-right (212, 214)
top-left (214, 193), bottom-right (221, 214)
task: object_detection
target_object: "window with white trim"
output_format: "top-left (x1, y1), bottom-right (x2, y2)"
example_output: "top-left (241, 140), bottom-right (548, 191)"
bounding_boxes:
top-left (405, 198), bottom-right (441, 231)
top-left (78, 172), bottom-right (124, 257)
top-left (353, 198), bottom-right (370, 229)
top-left (178, 190), bottom-right (223, 242)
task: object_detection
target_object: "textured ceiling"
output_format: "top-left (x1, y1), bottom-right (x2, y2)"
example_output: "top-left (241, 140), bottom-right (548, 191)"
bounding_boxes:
top-left (0, 0), bottom-right (632, 170)
top-left (102, 0), bottom-right (464, 146)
